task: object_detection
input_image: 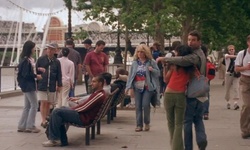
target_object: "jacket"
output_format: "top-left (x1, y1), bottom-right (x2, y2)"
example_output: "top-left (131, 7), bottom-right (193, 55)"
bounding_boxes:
top-left (17, 57), bottom-right (36, 92)
top-left (36, 55), bottom-right (62, 92)
top-left (164, 47), bottom-right (206, 75)
top-left (126, 59), bottom-right (160, 91)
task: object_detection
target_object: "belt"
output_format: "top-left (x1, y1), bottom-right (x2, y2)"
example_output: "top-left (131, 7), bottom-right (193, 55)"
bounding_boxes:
top-left (241, 74), bottom-right (250, 78)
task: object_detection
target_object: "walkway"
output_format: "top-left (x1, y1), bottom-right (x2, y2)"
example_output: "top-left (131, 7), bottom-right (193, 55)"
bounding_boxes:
top-left (0, 77), bottom-right (249, 150)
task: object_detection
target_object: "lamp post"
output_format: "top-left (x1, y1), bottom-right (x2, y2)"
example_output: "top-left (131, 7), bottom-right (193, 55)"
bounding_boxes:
top-left (113, 10), bottom-right (123, 64)
top-left (64, 0), bottom-right (72, 39)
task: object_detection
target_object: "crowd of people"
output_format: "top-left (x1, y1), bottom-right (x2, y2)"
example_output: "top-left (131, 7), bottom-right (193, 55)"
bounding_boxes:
top-left (16, 30), bottom-right (250, 150)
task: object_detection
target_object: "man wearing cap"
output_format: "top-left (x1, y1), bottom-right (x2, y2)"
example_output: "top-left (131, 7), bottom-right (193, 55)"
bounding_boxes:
top-left (57, 48), bottom-right (75, 108)
top-left (58, 39), bottom-right (81, 97)
top-left (82, 39), bottom-right (94, 94)
top-left (36, 43), bottom-right (62, 128)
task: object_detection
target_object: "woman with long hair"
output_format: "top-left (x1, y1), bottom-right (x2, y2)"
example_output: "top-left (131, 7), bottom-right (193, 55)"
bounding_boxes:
top-left (164, 45), bottom-right (194, 150)
top-left (17, 40), bottom-right (42, 133)
top-left (126, 44), bottom-right (160, 132)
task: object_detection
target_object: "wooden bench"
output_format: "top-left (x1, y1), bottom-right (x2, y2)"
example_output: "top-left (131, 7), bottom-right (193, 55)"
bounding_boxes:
top-left (69, 88), bottom-right (119, 145)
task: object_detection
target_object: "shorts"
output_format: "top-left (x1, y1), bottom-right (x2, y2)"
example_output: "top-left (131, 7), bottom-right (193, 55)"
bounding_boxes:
top-left (37, 90), bottom-right (57, 105)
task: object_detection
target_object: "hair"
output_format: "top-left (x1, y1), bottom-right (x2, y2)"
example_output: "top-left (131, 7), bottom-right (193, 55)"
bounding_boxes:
top-left (247, 35), bottom-right (250, 41)
top-left (133, 44), bottom-right (153, 60)
top-left (65, 39), bottom-right (74, 46)
top-left (188, 30), bottom-right (201, 41)
top-left (100, 72), bottom-right (112, 85)
top-left (175, 45), bottom-right (195, 74)
top-left (61, 48), bottom-right (70, 57)
top-left (227, 45), bottom-right (235, 50)
top-left (140, 42), bottom-right (146, 45)
top-left (20, 40), bottom-right (35, 59)
top-left (96, 40), bottom-right (106, 46)
top-left (116, 67), bottom-right (128, 76)
top-left (172, 41), bottom-right (181, 50)
top-left (153, 42), bottom-right (161, 50)
top-left (94, 75), bottom-right (105, 86)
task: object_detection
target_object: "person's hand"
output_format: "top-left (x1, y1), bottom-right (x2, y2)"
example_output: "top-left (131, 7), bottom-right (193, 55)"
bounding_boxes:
top-left (56, 86), bottom-right (62, 92)
top-left (36, 74), bottom-right (42, 80)
top-left (38, 67), bottom-right (46, 73)
top-left (156, 57), bottom-right (165, 63)
top-left (125, 89), bottom-right (129, 95)
top-left (68, 97), bottom-right (79, 101)
top-left (148, 66), bottom-right (153, 71)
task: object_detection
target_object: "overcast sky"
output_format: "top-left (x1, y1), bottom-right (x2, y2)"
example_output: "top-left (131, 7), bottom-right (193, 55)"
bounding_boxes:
top-left (0, 0), bottom-right (87, 31)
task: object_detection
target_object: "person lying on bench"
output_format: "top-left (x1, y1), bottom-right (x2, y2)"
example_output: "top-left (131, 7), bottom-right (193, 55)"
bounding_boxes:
top-left (42, 75), bottom-right (106, 147)
top-left (68, 72), bottom-right (112, 107)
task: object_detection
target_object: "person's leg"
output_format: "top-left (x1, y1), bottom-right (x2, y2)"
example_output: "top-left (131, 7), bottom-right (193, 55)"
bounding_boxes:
top-left (84, 75), bottom-right (89, 94)
top-left (134, 89), bottom-right (143, 130)
top-left (142, 90), bottom-right (153, 127)
top-left (184, 98), bottom-right (196, 150)
top-left (18, 93), bottom-right (29, 130)
top-left (62, 84), bottom-right (71, 107)
top-left (164, 93), bottom-right (175, 146)
top-left (48, 108), bottom-right (83, 141)
top-left (172, 93), bottom-right (186, 150)
top-left (40, 100), bottom-right (49, 125)
top-left (203, 81), bottom-right (210, 119)
top-left (194, 100), bottom-right (207, 149)
top-left (26, 91), bottom-right (38, 129)
top-left (232, 77), bottom-right (240, 109)
top-left (239, 77), bottom-right (250, 137)
top-left (224, 74), bottom-right (233, 108)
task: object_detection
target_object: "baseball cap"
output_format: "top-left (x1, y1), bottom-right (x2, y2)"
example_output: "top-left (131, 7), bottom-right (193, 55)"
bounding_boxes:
top-left (46, 42), bottom-right (58, 49)
top-left (82, 39), bottom-right (92, 45)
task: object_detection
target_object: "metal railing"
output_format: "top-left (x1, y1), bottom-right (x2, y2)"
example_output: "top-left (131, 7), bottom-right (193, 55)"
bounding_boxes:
top-left (0, 64), bottom-right (131, 93)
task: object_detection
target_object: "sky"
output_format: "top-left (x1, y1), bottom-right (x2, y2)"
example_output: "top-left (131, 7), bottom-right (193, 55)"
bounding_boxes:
top-left (0, 0), bottom-right (87, 32)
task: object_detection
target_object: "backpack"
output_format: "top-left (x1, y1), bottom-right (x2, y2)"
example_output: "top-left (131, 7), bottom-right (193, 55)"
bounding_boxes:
top-left (206, 61), bottom-right (216, 80)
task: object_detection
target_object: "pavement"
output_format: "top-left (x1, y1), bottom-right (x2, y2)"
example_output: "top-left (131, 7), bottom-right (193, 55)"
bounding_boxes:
top-left (0, 76), bottom-right (250, 150)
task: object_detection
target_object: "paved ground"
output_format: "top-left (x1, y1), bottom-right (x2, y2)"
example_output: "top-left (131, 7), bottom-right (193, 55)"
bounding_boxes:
top-left (0, 76), bottom-right (250, 150)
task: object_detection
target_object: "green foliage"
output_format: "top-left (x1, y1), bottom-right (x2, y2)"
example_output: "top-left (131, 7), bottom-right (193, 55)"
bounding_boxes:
top-left (74, 0), bottom-right (250, 51)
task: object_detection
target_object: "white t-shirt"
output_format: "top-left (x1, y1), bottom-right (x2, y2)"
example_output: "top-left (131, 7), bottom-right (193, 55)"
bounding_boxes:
top-left (235, 49), bottom-right (250, 76)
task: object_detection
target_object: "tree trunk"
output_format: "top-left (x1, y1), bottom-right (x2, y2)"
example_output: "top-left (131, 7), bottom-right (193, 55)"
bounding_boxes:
top-left (181, 15), bottom-right (194, 44)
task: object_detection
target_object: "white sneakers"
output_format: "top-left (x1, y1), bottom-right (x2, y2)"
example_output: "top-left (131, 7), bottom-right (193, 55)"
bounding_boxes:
top-left (42, 140), bottom-right (61, 147)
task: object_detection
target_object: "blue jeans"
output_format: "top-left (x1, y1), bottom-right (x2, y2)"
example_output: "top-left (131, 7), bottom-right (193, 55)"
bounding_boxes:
top-left (184, 98), bottom-right (207, 150)
top-left (134, 89), bottom-right (153, 127)
top-left (48, 107), bottom-right (84, 141)
top-left (18, 91), bottom-right (38, 130)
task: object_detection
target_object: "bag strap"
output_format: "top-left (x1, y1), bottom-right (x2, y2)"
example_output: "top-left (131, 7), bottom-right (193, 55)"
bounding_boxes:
top-left (241, 49), bottom-right (247, 66)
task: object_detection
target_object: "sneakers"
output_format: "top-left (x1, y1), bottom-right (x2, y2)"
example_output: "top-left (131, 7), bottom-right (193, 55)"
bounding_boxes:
top-left (42, 140), bottom-right (61, 147)
top-left (241, 133), bottom-right (250, 139)
top-left (17, 128), bottom-right (25, 132)
top-left (198, 141), bottom-right (207, 150)
top-left (135, 127), bottom-right (143, 132)
top-left (144, 124), bottom-right (150, 131)
top-left (234, 103), bottom-right (240, 110)
top-left (24, 127), bottom-right (41, 133)
top-left (227, 103), bottom-right (230, 109)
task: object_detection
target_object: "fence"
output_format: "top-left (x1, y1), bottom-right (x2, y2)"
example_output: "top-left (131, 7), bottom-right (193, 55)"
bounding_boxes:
top-left (0, 64), bottom-right (131, 93)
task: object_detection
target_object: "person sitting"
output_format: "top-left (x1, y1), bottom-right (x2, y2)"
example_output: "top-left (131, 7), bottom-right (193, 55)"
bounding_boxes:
top-left (68, 72), bottom-right (112, 107)
top-left (42, 75), bottom-right (106, 147)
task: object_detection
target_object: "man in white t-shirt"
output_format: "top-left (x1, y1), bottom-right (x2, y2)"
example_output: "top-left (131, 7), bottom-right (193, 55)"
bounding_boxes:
top-left (235, 35), bottom-right (250, 139)
top-left (224, 45), bottom-right (240, 110)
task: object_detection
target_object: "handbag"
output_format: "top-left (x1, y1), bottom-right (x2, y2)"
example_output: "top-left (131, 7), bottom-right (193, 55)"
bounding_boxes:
top-left (187, 67), bottom-right (209, 98)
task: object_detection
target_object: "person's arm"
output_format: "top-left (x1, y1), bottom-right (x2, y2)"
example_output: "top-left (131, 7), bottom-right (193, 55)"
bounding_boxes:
top-left (72, 92), bottom-right (105, 112)
top-left (85, 65), bottom-right (93, 77)
top-left (149, 60), bottom-right (160, 76)
top-left (104, 53), bottom-right (109, 72)
top-left (56, 60), bottom-right (63, 92)
top-left (76, 54), bottom-right (82, 79)
top-left (84, 53), bottom-right (93, 77)
top-left (235, 51), bottom-right (250, 72)
top-left (70, 62), bottom-right (75, 87)
top-left (157, 53), bottom-right (199, 67)
top-left (164, 65), bottom-right (174, 84)
top-left (225, 53), bottom-right (237, 59)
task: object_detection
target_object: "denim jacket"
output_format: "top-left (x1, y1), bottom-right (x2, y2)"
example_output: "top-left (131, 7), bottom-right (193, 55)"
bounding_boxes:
top-left (126, 59), bottom-right (160, 91)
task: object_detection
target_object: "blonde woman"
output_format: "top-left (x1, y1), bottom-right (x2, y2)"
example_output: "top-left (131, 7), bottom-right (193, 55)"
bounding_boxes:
top-left (126, 44), bottom-right (160, 132)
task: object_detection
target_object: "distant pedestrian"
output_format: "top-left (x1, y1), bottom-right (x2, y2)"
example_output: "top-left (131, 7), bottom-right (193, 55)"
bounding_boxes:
top-left (126, 44), bottom-right (160, 132)
top-left (224, 45), bottom-right (240, 110)
top-left (235, 35), bottom-right (250, 139)
top-left (84, 40), bottom-right (109, 93)
top-left (17, 40), bottom-right (42, 133)
top-left (58, 39), bottom-right (81, 97)
top-left (57, 48), bottom-right (75, 107)
top-left (36, 43), bottom-right (62, 128)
